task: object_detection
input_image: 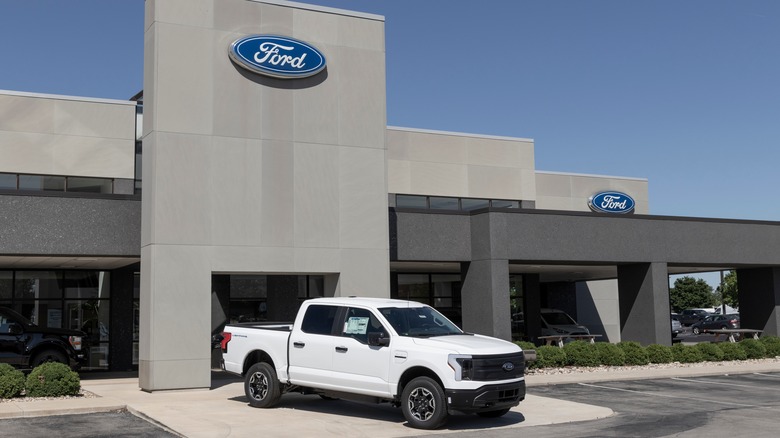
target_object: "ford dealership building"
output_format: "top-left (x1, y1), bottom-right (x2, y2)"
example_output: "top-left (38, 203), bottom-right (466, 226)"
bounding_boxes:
top-left (2, 0), bottom-right (780, 391)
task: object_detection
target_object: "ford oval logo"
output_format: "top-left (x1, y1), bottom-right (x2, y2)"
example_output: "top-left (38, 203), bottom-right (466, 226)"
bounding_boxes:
top-left (229, 35), bottom-right (326, 79)
top-left (588, 191), bottom-right (636, 214)
top-left (502, 362), bottom-right (515, 372)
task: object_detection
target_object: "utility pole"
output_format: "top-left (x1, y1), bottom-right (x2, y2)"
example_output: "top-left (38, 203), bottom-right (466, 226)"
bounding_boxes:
top-left (720, 270), bottom-right (726, 314)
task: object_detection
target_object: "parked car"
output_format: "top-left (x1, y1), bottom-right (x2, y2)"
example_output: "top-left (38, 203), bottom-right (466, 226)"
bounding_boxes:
top-left (540, 309), bottom-right (590, 337)
top-left (677, 309), bottom-right (711, 326)
top-left (671, 314), bottom-right (682, 338)
top-left (0, 306), bottom-right (87, 369)
top-left (691, 313), bottom-right (740, 335)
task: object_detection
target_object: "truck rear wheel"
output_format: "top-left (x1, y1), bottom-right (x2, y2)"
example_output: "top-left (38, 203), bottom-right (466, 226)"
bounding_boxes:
top-left (245, 362), bottom-right (281, 408)
top-left (401, 376), bottom-right (448, 429)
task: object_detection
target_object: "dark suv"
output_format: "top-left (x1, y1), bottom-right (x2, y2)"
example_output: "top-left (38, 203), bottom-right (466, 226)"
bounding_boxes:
top-left (0, 306), bottom-right (87, 370)
top-left (677, 309), bottom-right (710, 326)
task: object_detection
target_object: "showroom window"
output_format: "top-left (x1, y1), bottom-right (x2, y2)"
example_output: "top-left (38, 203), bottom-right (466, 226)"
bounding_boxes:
top-left (1, 270), bottom-right (112, 370)
top-left (393, 273), bottom-right (462, 326)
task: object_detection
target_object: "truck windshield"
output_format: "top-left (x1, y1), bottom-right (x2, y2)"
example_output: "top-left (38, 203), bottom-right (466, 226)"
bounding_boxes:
top-left (378, 306), bottom-right (463, 337)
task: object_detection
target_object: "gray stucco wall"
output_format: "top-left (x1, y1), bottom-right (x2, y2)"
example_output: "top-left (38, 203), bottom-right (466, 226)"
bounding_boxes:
top-left (394, 209), bottom-right (780, 266)
top-left (0, 194), bottom-right (140, 256)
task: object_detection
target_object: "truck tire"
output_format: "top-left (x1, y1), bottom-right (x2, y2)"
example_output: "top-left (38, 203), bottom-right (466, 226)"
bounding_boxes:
top-left (32, 349), bottom-right (68, 367)
top-left (244, 362), bottom-right (281, 408)
top-left (401, 376), bottom-right (448, 429)
top-left (477, 408), bottom-right (511, 418)
top-left (692, 326), bottom-right (701, 335)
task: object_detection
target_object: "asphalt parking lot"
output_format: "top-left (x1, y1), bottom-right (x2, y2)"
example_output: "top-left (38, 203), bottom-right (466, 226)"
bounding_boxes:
top-left (419, 372), bottom-right (780, 438)
top-left (0, 410), bottom-right (179, 437)
top-left (3, 371), bottom-right (778, 438)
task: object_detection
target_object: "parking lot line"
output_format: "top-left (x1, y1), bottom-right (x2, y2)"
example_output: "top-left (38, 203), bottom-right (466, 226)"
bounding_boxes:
top-left (671, 376), bottom-right (780, 390)
top-left (577, 382), bottom-right (778, 411)
top-left (754, 373), bottom-right (780, 378)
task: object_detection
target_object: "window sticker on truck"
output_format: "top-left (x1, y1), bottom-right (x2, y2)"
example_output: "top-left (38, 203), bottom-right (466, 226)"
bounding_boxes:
top-left (345, 317), bottom-right (369, 334)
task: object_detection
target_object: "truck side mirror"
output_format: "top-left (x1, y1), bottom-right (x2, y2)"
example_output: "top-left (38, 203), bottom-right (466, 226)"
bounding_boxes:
top-left (7, 322), bottom-right (23, 335)
top-left (368, 332), bottom-right (390, 347)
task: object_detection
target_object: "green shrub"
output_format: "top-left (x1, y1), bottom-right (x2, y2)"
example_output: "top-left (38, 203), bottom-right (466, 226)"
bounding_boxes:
top-left (646, 344), bottom-right (674, 364)
top-left (671, 343), bottom-right (705, 363)
top-left (759, 335), bottom-right (780, 357)
top-left (617, 341), bottom-right (649, 365)
top-left (534, 345), bottom-right (567, 368)
top-left (25, 362), bottom-right (80, 397)
top-left (514, 341), bottom-right (536, 351)
top-left (0, 363), bottom-right (25, 399)
top-left (739, 339), bottom-right (767, 359)
top-left (593, 342), bottom-right (626, 366)
top-left (563, 341), bottom-right (600, 367)
top-left (717, 342), bottom-right (747, 361)
top-left (694, 342), bottom-right (725, 362)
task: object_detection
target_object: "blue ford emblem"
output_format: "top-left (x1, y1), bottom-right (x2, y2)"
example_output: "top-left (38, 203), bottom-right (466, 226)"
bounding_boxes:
top-left (588, 191), bottom-right (636, 214)
top-left (502, 362), bottom-right (515, 372)
top-left (229, 35), bottom-right (326, 79)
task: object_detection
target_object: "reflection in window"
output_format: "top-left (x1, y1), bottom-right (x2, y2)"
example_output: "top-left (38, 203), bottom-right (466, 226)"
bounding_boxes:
top-left (394, 194), bottom-right (522, 211)
top-left (492, 199), bottom-right (520, 208)
top-left (0, 271), bottom-right (12, 300)
top-left (396, 195), bottom-right (428, 209)
top-left (67, 177), bottom-right (113, 194)
top-left (18, 175), bottom-right (65, 191)
top-left (429, 197), bottom-right (459, 210)
top-left (393, 273), bottom-right (462, 327)
top-left (461, 198), bottom-right (489, 211)
top-left (15, 271), bottom-right (63, 300)
top-left (0, 173), bottom-right (16, 190)
top-left (397, 274), bottom-right (430, 301)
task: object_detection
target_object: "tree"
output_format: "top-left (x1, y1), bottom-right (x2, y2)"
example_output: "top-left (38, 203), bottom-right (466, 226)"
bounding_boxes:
top-left (669, 276), bottom-right (716, 312)
top-left (716, 270), bottom-right (738, 309)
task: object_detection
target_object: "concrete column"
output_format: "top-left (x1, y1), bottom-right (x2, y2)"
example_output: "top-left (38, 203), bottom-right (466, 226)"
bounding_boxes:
top-left (460, 260), bottom-right (511, 340)
top-left (109, 265), bottom-right (137, 371)
top-left (522, 274), bottom-right (542, 343)
top-left (736, 268), bottom-right (780, 336)
top-left (617, 263), bottom-right (672, 346)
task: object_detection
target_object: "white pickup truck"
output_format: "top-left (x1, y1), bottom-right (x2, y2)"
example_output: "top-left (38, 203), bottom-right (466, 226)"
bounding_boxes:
top-left (220, 297), bottom-right (527, 429)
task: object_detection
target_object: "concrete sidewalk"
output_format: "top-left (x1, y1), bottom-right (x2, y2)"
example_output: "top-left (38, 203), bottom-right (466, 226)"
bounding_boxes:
top-left (1, 359), bottom-right (778, 438)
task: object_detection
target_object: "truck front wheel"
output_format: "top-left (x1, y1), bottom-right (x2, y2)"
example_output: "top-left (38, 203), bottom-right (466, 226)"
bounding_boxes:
top-left (401, 376), bottom-right (448, 429)
top-left (245, 362), bottom-right (281, 408)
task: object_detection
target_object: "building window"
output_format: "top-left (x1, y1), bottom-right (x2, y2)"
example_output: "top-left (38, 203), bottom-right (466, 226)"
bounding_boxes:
top-left (429, 197), bottom-right (459, 210)
top-left (461, 198), bottom-right (489, 211)
top-left (0, 173), bottom-right (16, 190)
top-left (393, 273), bottom-right (462, 327)
top-left (0, 172), bottom-right (117, 195)
top-left (19, 175), bottom-right (65, 192)
top-left (2, 270), bottom-right (112, 370)
top-left (396, 194), bottom-right (428, 209)
top-left (66, 177), bottom-right (113, 194)
top-left (393, 194), bottom-right (521, 211)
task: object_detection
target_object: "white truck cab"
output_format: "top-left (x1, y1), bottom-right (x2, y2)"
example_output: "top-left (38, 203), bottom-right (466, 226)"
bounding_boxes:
top-left (221, 297), bottom-right (527, 429)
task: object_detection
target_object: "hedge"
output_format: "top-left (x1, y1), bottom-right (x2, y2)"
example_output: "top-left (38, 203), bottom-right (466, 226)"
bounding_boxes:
top-left (617, 341), bottom-right (649, 365)
top-left (0, 363), bottom-right (25, 399)
top-left (25, 362), bottom-right (81, 397)
top-left (520, 337), bottom-right (777, 370)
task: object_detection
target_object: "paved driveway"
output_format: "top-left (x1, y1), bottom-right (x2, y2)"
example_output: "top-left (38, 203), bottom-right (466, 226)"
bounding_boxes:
top-left (419, 372), bottom-right (780, 438)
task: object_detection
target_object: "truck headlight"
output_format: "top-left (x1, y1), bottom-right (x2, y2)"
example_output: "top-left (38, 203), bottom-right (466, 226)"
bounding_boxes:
top-left (448, 354), bottom-right (473, 381)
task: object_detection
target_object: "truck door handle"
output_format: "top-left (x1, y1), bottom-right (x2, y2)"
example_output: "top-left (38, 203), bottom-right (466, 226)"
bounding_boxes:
top-left (335, 346), bottom-right (348, 353)
top-left (293, 342), bottom-right (305, 348)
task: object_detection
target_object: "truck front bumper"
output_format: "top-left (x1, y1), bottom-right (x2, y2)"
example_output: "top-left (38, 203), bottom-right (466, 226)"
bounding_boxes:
top-left (445, 380), bottom-right (526, 414)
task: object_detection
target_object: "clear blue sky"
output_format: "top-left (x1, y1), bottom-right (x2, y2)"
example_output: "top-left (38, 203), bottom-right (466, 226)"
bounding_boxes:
top-left (1, 0), bottom-right (778, 227)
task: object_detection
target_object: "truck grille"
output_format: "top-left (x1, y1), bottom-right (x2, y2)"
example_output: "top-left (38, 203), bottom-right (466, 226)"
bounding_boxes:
top-left (471, 353), bottom-right (525, 381)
